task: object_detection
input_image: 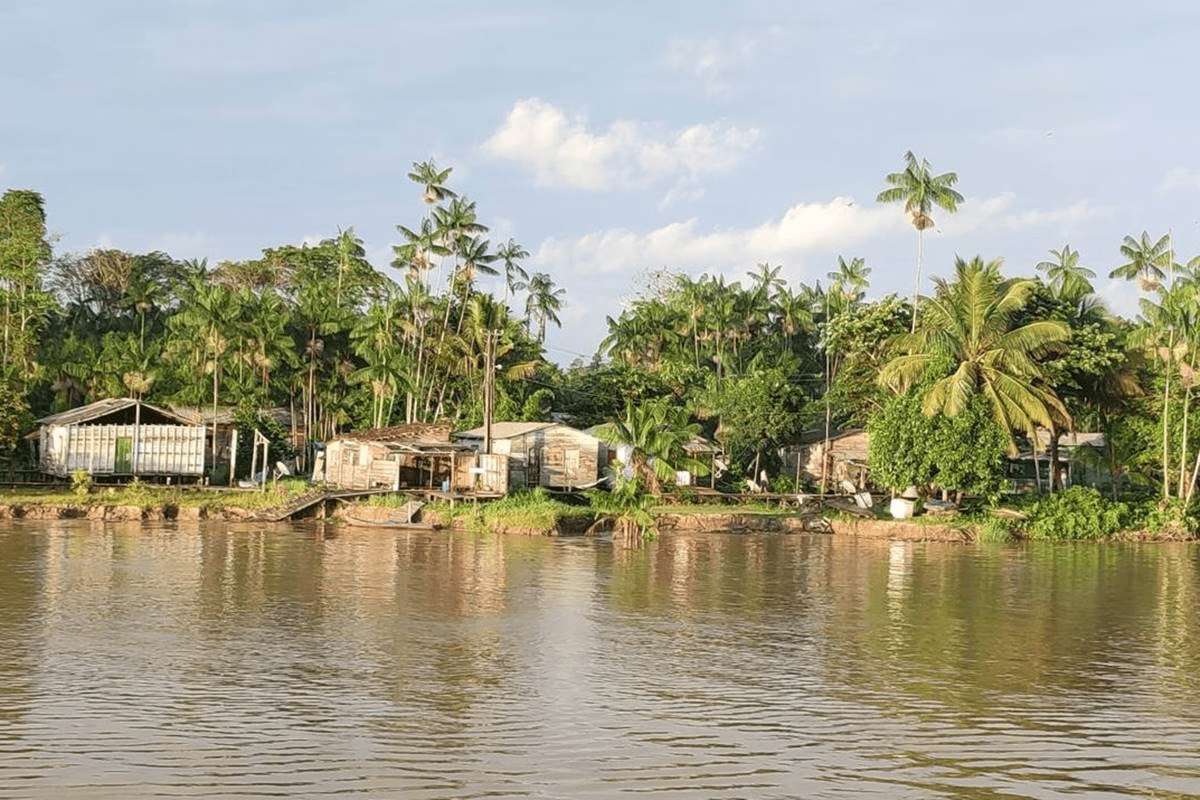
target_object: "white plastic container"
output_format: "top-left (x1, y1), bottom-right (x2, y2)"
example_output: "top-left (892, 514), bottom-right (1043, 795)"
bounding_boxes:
top-left (890, 497), bottom-right (915, 519)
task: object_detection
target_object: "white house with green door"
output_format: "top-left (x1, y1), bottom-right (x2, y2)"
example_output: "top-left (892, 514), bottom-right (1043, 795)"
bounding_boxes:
top-left (32, 398), bottom-right (206, 481)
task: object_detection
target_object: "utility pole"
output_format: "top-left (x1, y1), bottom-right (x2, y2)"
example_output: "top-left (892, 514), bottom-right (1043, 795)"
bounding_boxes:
top-left (483, 330), bottom-right (497, 454)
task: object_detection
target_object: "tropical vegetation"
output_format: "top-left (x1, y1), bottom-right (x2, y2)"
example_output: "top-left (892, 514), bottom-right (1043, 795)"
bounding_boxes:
top-left (4, 149), bottom-right (1200, 540)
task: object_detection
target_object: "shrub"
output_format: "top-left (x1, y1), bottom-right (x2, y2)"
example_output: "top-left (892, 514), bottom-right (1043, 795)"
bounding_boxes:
top-left (973, 515), bottom-right (1016, 543)
top-left (1023, 486), bottom-right (1130, 540)
top-left (71, 469), bottom-right (93, 497)
top-left (1127, 498), bottom-right (1200, 538)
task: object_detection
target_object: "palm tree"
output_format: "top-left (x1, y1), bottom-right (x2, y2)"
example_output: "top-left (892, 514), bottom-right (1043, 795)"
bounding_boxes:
top-left (242, 288), bottom-right (295, 402)
top-left (332, 226), bottom-right (366, 306)
top-left (827, 255), bottom-right (871, 313)
top-left (877, 151), bottom-right (963, 331)
top-left (1110, 231), bottom-right (1174, 291)
top-left (393, 218), bottom-right (448, 284)
top-left (497, 238), bottom-right (529, 304)
top-left (451, 235), bottom-right (498, 334)
top-left (1132, 260), bottom-right (1200, 499)
top-left (167, 272), bottom-right (238, 463)
top-left (749, 262), bottom-right (784, 309)
top-left (878, 256), bottom-right (1070, 452)
top-left (408, 159), bottom-right (457, 206)
top-left (594, 398), bottom-right (707, 496)
top-left (524, 272), bottom-right (565, 344)
top-left (1036, 245), bottom-right (1095, 303)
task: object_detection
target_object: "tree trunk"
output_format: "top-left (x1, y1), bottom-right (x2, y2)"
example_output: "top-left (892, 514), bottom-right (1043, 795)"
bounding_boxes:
top-left (1163, 367), bottom-right (1172, 500)
top-left (1047, 425), bottom-right (1061, 492)
top-left (910, 230), bottom-right (923, 333)
top-left (1178, 351), bottom-right (1197, 500)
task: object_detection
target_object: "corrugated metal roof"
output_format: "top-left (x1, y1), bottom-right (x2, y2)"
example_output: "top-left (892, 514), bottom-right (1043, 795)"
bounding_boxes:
top-left (1035, 431), bottom-right (1105, 448)
top-left (168, 405), bottom-right (299, 427)
top-left (456, 421), bottom-right (562, 439)
top-left (36, 398), bottom-right (197, 428)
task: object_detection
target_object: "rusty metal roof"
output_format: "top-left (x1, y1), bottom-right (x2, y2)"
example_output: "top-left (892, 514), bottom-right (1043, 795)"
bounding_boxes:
top-left (455, 421), bottom-right (566, 439)
top-left (332, 423), bottom-right (454, 444)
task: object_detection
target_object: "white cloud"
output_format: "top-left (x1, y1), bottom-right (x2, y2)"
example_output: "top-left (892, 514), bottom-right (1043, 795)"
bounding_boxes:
top-left (480, 98), bottom-right (759, 191)
top-left (941, 193), bottom-right (1106, 234)
top-left (1160, 167), bottom-right (1200, 192)
top-left (534, 196), bottom-right (893, 277)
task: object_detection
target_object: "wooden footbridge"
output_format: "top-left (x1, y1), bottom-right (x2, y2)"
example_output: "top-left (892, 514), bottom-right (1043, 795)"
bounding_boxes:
top-left (251, 487), bottom-right (477, 522)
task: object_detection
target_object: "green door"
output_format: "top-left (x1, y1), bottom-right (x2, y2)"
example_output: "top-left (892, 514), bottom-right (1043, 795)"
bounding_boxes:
top-left (115, 437), bottom-right (133, 473)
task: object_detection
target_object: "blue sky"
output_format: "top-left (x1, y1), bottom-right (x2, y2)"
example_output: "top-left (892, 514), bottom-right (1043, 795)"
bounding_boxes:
top-left (3, 0), bottom-right (1199, 365)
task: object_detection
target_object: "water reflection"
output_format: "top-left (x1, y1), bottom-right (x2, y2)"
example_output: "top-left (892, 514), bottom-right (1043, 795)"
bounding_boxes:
top-left (0, 523), bottom-right (1196, 798)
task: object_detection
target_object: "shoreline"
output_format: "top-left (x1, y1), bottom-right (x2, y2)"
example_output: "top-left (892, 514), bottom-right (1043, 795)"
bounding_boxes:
top-left (0, 503), bottom-right (268, 522)
top-left (0, 502), bottom-right (1191, 543)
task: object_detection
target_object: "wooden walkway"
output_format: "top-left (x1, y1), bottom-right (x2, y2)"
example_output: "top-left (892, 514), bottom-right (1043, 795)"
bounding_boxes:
top-left (252, 487), bottom-right (496, 522)
top-left (253, 488), bottom-right (393, 522)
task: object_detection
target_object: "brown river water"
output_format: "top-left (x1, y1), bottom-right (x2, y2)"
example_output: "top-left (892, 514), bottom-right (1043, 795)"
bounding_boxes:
top-left (0, 521), bottom-right (1198, 799)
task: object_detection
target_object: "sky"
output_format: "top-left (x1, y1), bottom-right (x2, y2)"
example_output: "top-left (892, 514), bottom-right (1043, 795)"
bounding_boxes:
top-left (3, 0), bottom-right (1200, 366)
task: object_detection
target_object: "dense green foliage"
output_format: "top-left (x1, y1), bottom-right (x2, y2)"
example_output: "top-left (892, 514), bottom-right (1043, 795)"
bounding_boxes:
top-left (9, 154), bottom-right (1200, 540)
top-left (868, 390), bottom-right (1008, 500)
top-left (699, 364), bottom-right (805, 476)
top-left (11, 166), bottom-right (562, 474)
top-left (1022, 486), bottom-right (1131, 540)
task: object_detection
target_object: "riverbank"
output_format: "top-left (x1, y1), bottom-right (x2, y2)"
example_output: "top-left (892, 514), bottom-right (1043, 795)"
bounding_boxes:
top-left (1, 487), bottom-right (1193, 542)
top-left (0, 501), bottom-right (274, 522)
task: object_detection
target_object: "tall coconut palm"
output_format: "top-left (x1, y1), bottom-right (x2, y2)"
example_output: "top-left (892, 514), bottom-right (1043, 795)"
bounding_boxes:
top-left (877, 151), bottom-right (963, 331)
top-left (524, 271), bottom-right (565, 344)
top-left (878, 256), bottom-right (1070, 452)
top-left (497, 238), bottom-right (530, 304)
top-left (407, 159), bottom-right (457, 206)
top-left (1109, 231), bottom-right (1174, 291)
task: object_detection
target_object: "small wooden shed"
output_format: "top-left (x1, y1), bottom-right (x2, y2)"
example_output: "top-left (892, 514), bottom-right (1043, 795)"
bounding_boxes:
top-left (315, 423), bottom-right (505, 494)
top-left (781, 428), bottom-right (871, 490)
top-left (455, 422), bottom-right (605, 490)
top-left (32, 398), bottom-right (206, 480)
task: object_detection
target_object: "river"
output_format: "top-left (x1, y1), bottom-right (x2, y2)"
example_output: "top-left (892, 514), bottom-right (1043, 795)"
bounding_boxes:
top-left (0, 521), bottom-right (1197, 799)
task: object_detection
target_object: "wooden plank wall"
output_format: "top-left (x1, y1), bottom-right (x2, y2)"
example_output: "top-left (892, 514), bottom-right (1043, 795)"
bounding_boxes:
top-left (42, 424), bottom-right (206, 478)
top-left (492, 427), bottom-right (600, 490)
top-left (538, 427), bottom-right (601, 489)
top-left (323, 440), bottom-right (403, 490)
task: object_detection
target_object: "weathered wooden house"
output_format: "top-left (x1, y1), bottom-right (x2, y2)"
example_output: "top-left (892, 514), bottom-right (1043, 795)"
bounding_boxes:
top-left (1008, 431), bottom-right (1108, 490)
top-left (781, 428), bottom-right (871, 490)
top-left (315, 423), bottom-right (505, 493)
top-left (455, 422), bottom-right (605, 490)
top-left (32, 398), bottom-right (206, 480)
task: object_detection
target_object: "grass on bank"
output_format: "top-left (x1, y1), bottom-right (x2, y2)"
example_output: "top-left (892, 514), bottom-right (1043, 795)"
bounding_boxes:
top-left (6, 473), bottom-right (1197, 541)
top-left (0, 473), bottom-right (314, 512)
top-left (424, 488), bottom-right (595, 532)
